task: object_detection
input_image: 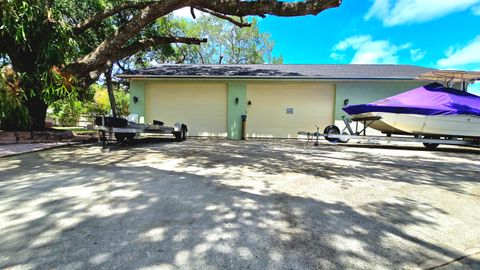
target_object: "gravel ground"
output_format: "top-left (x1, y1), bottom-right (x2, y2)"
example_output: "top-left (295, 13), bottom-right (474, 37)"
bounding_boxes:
top-left (1, 138), bottom-right (479, 270)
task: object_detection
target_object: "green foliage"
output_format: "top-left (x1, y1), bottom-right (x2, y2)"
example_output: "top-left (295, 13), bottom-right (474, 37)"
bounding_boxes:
top-left (48, 83), bottom-right (129, 126)
top-left (0, 0), bottom-right (172, 97)
top-left (49, 99), bottom-right (84, 127)
top-left (0, 0), bottom-right (118, 129)
top-left (89, 84), bottom-right (111, 116)
top-left (117, 16), bottom-right (181, 69)
top-left (117, 15), bottom-right (282, 68)
top-left (114, 89), bottom-right (130, 117)
top-left (86, 84), bottom-right (130, 118)
top-left (0, 1), bottom-right (281, 129)
top-left (1, 0), bottom-right (78, 107)
top-left (0, 67), bottom-right (30, 130)
top-left (169, 16), bottom-right (283, 64)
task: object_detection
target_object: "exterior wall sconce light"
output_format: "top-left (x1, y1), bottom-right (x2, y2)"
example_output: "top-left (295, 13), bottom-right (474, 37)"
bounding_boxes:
top-left (235, 97), bottom-right (239, 105)
top-left (133, 96), bottom-right (139, 104)
top-left (343, 98), bottom-right (349, 107)
top-left (247, 100), bottom-right (252, 106)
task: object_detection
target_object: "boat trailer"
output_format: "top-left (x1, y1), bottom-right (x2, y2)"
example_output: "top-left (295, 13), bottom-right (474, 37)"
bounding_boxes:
top-left (93, 116), bottom-right (187, 149)
top-left (298, 116), bottom-right (480, 149)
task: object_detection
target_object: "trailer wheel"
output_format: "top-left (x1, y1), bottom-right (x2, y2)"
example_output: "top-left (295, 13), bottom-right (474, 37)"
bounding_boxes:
top-left (115, 132), bottom-right (127, 142)
top-left (173, 132), bottom-right (181, 141)
top-left (114, 133), bottom-right (134, 143)
top-left (181, 125), bottom-right (187, 141)
top-left (324, 125), bottom-right (341, 143)
top-left (423, 136), bottom-right (440, 150)
top-left (126, 133), bottom-right (135, 143)
top-left (174, 126), bottom-right (187, 142)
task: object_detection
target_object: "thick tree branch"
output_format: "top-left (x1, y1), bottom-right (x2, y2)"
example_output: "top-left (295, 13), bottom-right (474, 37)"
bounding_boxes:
top-left (67, 36), bottom-right (206, 82)
top-left (73, 1), bottom-right (154, 34)
top-left (192, 0), bottom-right (341, 17)
top-left (193, 6), bottom-right (251, 27)
top-left (190, 6), bottom-right (196, 19)
top-left (116, 36), bottom-right (207, 62)
top-left (66, 0), bottom-right (189, 77)
top-left (66, 0), bottom-right (340, 79)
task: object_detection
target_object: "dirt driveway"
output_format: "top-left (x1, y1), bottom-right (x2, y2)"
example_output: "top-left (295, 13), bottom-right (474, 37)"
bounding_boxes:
top-left (1, 139), bottom-right (479, 270)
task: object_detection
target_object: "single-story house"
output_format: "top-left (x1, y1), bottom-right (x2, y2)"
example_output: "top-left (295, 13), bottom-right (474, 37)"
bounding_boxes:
top-left (118, 64), bottom-right (434, 139)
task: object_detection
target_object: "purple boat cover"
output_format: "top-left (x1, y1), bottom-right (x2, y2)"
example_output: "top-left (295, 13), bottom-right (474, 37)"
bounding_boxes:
top-left (343, 83), bottom-right (480, 117)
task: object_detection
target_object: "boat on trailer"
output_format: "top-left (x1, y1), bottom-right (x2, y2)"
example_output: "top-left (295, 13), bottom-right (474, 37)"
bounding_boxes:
top-left (342, 82), bottom-right (480, 138)
top-left (299, 70), bottom-right (480, 149)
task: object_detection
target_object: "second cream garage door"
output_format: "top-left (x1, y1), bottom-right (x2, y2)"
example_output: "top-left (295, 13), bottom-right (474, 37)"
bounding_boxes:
top-left (246, 82), bottom-right (335, 138)
top-left (145, 82), bottom-right (227, 136)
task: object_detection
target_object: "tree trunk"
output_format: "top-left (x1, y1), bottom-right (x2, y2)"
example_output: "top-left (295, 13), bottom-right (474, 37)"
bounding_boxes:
top-left (105, 67), bottom-right (118, 118)
top-left (26, 95), bottom-right (48, 131)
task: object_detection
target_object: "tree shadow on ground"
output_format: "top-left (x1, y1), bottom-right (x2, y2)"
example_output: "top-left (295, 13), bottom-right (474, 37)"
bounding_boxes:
top-left (0, 140), bottom-right (479, 269)
top-left (131, 139), bottom-right (480, 196)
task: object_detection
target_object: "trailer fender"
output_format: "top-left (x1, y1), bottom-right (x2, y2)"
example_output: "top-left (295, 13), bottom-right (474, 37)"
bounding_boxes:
top-left (174, 122), bottom-right (184, 132)
top-left (173, 123), bottom-right (188, 142)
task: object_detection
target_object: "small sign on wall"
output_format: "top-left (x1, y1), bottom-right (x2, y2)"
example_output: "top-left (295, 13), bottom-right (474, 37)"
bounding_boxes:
top-left (286, 108), bottom-right (294, 114)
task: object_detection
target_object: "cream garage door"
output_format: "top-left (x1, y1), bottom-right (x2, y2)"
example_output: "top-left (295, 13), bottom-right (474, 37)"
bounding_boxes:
top-left (246, 83), bottom-right (335, 138)
top-left (145, 82), bottom-right (227, 136)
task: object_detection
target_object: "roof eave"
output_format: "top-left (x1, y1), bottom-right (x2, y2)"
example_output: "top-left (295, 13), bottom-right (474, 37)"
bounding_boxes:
top-left (117, 75), bottom-right (420, 81)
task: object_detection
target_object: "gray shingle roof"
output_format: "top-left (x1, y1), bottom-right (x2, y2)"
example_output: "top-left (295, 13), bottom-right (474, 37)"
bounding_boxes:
top-left (119, 64), bottom-right (435, 80)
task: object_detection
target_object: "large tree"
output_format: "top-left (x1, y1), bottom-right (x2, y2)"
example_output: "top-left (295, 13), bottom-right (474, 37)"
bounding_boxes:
top-left (0, 0), bottom-right (340, 130)
top-left (116, 16), bottom-right (282, 71)
top-left (170, 16), bottom-right (283, 64)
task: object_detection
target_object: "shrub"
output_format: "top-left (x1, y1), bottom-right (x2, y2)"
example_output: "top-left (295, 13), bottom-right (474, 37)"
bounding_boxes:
top-left (85, 84), bottom-right (129, 119)
top-left (48, 83), bottom-right (130, 127)
top-left (49, 99), bottom-right (84, 126)
top-left (0, 67), bottom-right (30, 130)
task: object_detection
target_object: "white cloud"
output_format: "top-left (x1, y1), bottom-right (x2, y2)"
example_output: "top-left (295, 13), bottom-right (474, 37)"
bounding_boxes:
top-left (437, 35), bottom-right (480, 70)
top-left (472, 4), bottom-right (480, 15)
top-left (365, 0), bottom-right (480, 26)
top-left (331, 35), bottom-right (413, 64)
top-left (330, 52), bottom-right (346, 62)
top-left (365, 0), bottom-right (390, 21)
top-left (334, 35), bottom-right (371, 51)
top-left (409, 48), bottom-right (426, 61)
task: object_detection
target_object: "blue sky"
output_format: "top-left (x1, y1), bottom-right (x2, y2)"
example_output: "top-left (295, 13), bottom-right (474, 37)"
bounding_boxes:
top-left (257, 0), bottom-right (480, 71)
top-left (174, 0), bottom-right (480, 93)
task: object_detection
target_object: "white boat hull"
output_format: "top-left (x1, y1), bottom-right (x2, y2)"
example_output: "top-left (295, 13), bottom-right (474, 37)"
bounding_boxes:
top-left (350, 112), bottom-right (480, 138)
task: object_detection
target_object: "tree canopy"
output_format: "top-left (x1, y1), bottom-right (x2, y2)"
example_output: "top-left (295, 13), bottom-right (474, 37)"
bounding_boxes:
top-left (117, 15), bottom-right (282, 69)
top-left (171, 16), bottom-right (283, 64)
top-left (0, 0), bottom-right (340, 130)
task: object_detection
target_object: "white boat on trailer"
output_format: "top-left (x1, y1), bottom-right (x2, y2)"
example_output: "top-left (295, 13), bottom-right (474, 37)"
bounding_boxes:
top-left (348, 112), bottom-right (480, 138)
top-left (300, 70), bottom-right (480, 149)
